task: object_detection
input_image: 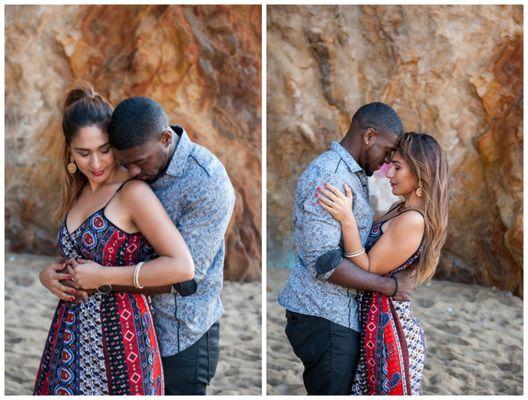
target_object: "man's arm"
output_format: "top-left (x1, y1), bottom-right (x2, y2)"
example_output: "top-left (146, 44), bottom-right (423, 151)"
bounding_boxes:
top-left (297, 174), bottom-right (346, 279)
top-left (176, 167), bottom-right (236, 284)
top-left (111, 285), bottom-right (172, 294)
top-left (108, 163), bottom-right (235, 296)
top-left (315, 249), bottom-right (414, 301)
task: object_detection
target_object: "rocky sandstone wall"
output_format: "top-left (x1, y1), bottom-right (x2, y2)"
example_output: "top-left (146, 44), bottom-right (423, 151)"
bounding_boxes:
top-left (6, 5), bottom-right (261, 281)
top-left (267, 5), bottom-right (523, 295)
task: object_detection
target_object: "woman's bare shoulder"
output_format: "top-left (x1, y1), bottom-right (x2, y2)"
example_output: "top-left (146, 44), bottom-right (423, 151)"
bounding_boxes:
top-left (118, 179), bottom-right (155, 202)
top-left (391, 210), bottom-right (425, 234)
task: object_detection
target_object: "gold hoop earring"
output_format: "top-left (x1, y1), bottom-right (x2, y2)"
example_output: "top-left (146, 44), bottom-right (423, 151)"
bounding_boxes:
top-left (416, 186), bottom-right (423, 197)
top-left (67, 159), bottom-right (77, 174)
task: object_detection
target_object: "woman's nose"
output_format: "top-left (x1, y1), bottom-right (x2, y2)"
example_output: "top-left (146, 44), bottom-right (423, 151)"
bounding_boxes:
top-left (385, 165), bottom-right (394, 178)
top-left (90, 155), bottom-right (101, 169)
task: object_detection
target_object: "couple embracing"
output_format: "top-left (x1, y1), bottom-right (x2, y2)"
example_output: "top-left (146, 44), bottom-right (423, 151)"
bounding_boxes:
top-left (34, 81), bottom-right (235, 395)
top-left (279, 102), bottom-right (449, 395)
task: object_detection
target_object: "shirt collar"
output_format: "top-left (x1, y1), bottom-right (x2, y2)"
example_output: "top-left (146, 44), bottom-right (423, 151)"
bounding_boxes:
top-left (166, 125), bottom-right (193, 177)
top-left (330, 141), bottom-right (364, 174)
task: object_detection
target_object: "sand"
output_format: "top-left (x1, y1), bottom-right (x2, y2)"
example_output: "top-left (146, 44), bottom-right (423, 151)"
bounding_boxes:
top-left (267, 268), bottom-right (523, 395)
top-left (4, 253), bottom-right (261, 395)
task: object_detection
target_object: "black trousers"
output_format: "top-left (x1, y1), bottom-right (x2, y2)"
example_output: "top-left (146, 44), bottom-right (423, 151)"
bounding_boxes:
top-left (285, 310), bottom-right (360, 395)
top-left (162, 322), bottom-right (220, 395)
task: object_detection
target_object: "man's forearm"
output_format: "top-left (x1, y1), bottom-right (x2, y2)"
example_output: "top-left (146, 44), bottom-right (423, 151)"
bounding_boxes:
top-left (327, 258), bottom-right (396, 295)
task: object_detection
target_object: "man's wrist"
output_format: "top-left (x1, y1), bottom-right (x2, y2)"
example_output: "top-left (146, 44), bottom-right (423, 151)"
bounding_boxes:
top-left (382, 275), bottom-right (397, 296)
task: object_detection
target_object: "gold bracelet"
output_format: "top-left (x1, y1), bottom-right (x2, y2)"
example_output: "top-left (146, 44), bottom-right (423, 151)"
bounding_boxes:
top-left (134, 262), bottom-right (145, 289)
top-left (345, 248), bottom-right (365, 258)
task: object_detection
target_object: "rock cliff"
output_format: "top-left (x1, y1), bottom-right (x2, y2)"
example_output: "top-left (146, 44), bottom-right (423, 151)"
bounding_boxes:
top-left (267, 5), bottom-right (522, 295)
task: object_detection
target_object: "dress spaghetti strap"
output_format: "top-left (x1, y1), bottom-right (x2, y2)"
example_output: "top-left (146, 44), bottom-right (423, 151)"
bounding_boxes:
top-left (102, 179), bottom-right (133, 210)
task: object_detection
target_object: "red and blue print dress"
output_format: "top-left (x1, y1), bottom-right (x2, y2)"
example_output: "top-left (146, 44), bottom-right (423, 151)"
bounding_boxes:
top-left (351, 213), bottom-right (427, 395)
top-left (34, 209), bottom-right (164, 395)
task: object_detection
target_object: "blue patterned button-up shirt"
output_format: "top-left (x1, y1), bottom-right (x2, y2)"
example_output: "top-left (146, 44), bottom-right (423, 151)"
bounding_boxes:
top-left (150, 126), bottom-right (235, 356)
top-left (278, 142), bottom-right (374, 331)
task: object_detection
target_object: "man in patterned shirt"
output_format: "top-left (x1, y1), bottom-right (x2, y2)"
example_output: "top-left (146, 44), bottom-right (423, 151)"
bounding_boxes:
top-left (278, 102), bottom-right (414, 395)
top-left (40, 97), bottom-right (236, 395)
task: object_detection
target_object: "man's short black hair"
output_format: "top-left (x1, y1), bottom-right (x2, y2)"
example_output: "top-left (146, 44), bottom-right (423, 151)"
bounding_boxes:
top-left (351, 102), bottom-right (404, 137)
top-left (108, 96), bottom-right (169, 150)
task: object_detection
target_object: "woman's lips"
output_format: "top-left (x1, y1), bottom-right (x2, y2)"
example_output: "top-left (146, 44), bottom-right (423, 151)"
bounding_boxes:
top-left (91, 169), bottom-right (106, 177)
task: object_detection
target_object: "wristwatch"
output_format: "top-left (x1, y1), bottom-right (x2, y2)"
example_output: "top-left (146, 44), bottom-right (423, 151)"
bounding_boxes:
top-left (96, 284), bottom-right (112, 295)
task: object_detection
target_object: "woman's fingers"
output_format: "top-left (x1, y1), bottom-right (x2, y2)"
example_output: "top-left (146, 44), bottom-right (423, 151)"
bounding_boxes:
top-left (52, 285), bottom-right (75, 302)
top-left (344, 184), bottom-right (352, 197)
top-left (57, 282), bottom-right (76, 295)
top-left (317, 192), bottom-right (334, 207)
top-left (324, 182), bottom-right (343, 198)
top-left (319, 185), bottom-right (340, 202)
top-left (318, 201), bottom-right (334, 214)
top-left (56, 272), bottom-right (72, 281)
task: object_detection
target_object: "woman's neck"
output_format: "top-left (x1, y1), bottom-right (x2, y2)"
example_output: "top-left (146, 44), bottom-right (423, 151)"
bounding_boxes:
top-left (402, 191), bottom-right (424, 210)
top-left (85, 165), bottom-right (123, 192)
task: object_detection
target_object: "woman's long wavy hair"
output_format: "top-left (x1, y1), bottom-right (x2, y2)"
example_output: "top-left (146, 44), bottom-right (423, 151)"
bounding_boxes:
top-left (396, 132), bottom-right (450, 285)
top-left (54, 81), bottom-right (113, 223)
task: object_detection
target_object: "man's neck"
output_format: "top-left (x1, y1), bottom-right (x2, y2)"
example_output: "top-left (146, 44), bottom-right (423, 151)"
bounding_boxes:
top-left (165, 126), bottom-right (180, 162)
top-left (339, 134), bottom-right (362, 164)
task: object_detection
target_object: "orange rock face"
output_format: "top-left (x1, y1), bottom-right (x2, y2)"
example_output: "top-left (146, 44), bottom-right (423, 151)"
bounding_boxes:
top-left (267, 5), bottom-right (522, 295)
top-left (6, 5), bottom-right (261, 281)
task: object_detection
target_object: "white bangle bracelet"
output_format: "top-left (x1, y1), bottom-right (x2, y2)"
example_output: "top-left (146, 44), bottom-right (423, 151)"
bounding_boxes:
top-left (134, 262), bottom-right (145, 289)
top-left (345, 247), bottom-right (366, 258)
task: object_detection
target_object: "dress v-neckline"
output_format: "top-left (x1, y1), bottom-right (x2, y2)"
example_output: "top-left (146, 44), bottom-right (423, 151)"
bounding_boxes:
top-left (64, 207), bottom-right (106, 236)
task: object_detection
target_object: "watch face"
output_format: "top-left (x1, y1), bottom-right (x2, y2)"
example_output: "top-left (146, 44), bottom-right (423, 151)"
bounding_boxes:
top-left (97, 285), bottom-right (112, 294)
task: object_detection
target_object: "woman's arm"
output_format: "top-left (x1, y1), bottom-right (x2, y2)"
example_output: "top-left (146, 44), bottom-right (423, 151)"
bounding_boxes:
top-left (71, 180), bottom-right (195, 289)
top-left (318, 183), bottom-right (424, 275)
top-left (317, 183), bottom-right (370, 270)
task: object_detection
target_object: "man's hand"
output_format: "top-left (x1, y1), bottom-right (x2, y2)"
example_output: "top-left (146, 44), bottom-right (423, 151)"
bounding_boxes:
top-left (39, 261), bottom-right (77, 302)
top-left (392, 269), bottom-right (414, 301)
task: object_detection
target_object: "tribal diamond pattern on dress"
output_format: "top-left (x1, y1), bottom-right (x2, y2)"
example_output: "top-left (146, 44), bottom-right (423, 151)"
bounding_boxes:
top-left (351, 219), bottom-right (426, 395)
top-left (34, 208), bottom-right (164, 395)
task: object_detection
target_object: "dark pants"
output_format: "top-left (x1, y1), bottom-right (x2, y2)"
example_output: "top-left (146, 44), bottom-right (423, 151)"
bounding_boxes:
top-left (162, 322), bottom-right (220, 395)
top-left (285, 310), bottom-right (360, 395)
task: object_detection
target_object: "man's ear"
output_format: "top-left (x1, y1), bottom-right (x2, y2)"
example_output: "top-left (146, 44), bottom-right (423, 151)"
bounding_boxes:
top-left (363, 127), bottom-right (377, 145)
top-left (160, 130), bottom-right (172, 147)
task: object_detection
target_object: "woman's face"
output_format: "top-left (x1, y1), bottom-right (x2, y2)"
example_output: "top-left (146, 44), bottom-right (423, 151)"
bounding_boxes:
top-left (69, 125), bottom-right (116, 183)
top-left (385, 150), bottom-right (419, 197)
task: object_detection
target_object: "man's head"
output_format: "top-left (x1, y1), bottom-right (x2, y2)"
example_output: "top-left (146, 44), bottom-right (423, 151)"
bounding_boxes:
top-left (346, 102), bottom-right (404, 176)
top-left (108, 97), bottom-right (174, 182)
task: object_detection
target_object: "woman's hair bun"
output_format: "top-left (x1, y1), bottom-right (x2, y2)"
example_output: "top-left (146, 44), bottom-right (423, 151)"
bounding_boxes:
top-left (63, 80), bottom-right (103, 110)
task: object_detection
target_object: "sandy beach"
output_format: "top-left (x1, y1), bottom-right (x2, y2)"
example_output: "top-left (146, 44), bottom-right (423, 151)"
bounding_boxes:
top-left (5, 253), bottom-right (261, 395)
top-left (267, 268), bottom-right (523, 395)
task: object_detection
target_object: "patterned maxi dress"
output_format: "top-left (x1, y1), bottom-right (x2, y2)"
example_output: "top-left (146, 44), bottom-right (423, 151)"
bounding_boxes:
top-left (351, 211), bottom-right (427, 395)
top-left (34, 207), bottom-right (164, 395)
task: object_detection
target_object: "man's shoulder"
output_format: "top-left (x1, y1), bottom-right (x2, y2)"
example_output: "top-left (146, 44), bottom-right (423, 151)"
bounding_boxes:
top-left (299, 149), bottom-right (351, 187)
top-left (186, 142), bottom-right (227, 180)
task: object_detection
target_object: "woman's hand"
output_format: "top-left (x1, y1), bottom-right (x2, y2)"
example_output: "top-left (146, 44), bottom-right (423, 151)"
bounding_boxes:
top-left (68, 258), bottom-right (107, 290)
top-left (39, 261), bottom-right (77, 302)
top-left (316, 182), bottom-right (355, 224)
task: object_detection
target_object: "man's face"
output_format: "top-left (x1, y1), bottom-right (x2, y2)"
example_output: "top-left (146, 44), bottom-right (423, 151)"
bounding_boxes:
top-left (113, 136), bottom-right (169, 182)
top-left (363, 128), bottom-right (399, 176)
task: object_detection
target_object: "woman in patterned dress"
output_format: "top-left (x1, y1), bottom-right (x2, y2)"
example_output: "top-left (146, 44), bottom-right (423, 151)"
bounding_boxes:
top-left (34, 82), bottom-right (195, 395)
top-left (317, 132), bottom-right (449, 395)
